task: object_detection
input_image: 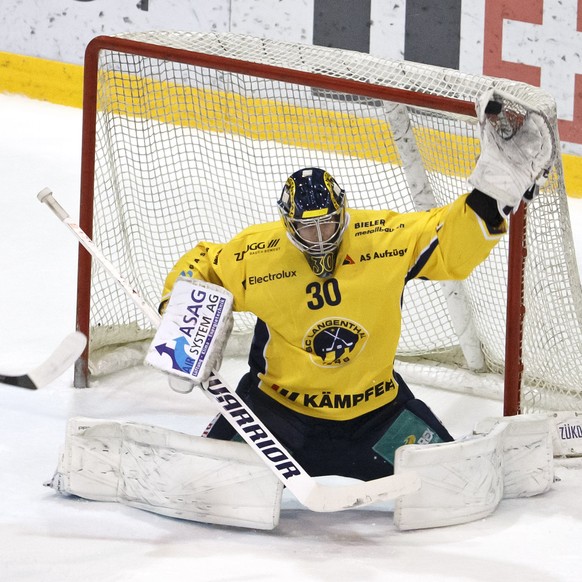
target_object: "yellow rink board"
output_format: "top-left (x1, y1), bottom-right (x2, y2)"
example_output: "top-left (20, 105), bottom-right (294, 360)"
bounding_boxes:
top-left (2, 51), bottom-right (580, 197)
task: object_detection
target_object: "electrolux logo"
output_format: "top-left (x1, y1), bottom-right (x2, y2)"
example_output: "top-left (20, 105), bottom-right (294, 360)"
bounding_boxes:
top-left (243, 269), bottom-right (297, 288)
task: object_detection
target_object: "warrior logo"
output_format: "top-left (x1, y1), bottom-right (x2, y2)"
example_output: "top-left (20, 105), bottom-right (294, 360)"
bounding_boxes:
top-left (303, 317), bottom-right (368, 367)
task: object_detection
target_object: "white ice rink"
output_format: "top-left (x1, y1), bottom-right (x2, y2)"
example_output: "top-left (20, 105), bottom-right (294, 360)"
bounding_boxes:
top-left (1, 93), bottom-right (582, 581)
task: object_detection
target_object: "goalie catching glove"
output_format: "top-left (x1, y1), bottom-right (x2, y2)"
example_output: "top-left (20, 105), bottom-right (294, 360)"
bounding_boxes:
top-left (468, 88), bottom-right (555, 216)
top-left (145, 277), bottom-right (233, 393)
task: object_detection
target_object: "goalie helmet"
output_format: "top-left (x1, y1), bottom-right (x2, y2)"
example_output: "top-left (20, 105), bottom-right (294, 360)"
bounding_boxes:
top-left (277, 168), bottom-right (348, 278)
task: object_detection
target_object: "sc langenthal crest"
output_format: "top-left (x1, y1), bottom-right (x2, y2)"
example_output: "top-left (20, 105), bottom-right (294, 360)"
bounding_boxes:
top-left (303, 317), bottom-right (368, 368)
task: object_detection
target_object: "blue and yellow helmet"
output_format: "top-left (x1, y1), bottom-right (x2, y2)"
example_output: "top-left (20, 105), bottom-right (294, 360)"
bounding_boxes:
top-left (277, 168), bottom-right (348, 278)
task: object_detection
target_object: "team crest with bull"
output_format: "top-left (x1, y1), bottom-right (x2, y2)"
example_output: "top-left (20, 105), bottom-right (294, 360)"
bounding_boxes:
top-left (303, 317), bottom-right (368, 367)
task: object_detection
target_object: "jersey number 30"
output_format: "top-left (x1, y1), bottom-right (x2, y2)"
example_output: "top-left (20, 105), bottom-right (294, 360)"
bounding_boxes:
top-left (306, 278), bottom-right (342, 310)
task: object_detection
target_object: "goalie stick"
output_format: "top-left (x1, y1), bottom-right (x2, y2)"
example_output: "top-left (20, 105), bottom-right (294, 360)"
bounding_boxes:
top-left (37, 187), bottom-right (421, 512)
top-left (0, 331), bottom-right (86, 389)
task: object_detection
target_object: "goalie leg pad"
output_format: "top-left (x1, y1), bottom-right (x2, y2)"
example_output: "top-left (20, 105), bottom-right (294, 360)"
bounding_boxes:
top-left (474, 414), bottom-right (554, 498)
top-left (393, 423), bottom-right (506, 530)
top-left (393, 415), bottom-right (554, 530)
top-left (46, 417), bottom-right (283, 530)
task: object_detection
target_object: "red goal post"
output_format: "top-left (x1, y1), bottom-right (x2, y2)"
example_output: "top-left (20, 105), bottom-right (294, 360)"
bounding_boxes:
top-left (75, 32), bottom-right (580, 415)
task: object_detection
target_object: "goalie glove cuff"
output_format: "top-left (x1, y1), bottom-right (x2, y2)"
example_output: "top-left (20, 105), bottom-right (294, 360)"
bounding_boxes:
top-left (466, 189), bottom-right (506, 233)
top-left (493, 184), bottom-right (540, 218)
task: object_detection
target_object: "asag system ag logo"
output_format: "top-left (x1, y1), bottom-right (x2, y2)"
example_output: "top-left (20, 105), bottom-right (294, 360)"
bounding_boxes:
top-left (303, 317), bottom-right (368, 367)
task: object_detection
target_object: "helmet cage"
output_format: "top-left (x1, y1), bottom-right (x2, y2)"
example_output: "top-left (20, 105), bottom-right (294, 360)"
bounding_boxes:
top-left (283, 205), bottom-right (347, 257)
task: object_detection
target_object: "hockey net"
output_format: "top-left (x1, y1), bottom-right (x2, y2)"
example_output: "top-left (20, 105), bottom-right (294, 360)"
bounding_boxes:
top-left (76, 31), bottom-right (582, 414)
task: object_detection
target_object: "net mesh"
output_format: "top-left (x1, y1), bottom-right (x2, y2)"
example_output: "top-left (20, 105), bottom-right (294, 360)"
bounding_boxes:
top-left (81, 31), bottom-right (582, 412)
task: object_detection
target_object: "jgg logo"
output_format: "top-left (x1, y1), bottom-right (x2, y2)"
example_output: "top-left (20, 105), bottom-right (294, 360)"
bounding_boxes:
top-left (303, 318), bottom-right (368, 367)
top-left (234, 239), bottom-right (280, 261)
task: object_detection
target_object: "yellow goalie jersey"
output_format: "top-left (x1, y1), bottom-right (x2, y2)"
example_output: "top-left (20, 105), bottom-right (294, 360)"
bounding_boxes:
top-left (162, 194), bottom-right (504, 421)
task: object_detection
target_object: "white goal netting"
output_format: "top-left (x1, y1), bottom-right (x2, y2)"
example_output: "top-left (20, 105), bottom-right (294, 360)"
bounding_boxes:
top-left (78, 31), bottom-right (582, 413)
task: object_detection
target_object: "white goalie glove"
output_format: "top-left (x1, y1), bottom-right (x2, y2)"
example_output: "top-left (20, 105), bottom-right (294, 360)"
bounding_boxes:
top-left (468, 89), bottom-right (555, 215)
top-left (145, 277), bottom-right (234, 393)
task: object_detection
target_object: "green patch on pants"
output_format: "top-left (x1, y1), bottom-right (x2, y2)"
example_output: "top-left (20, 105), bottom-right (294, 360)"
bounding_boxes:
top-left (372, 409), bottom-right (444, 465)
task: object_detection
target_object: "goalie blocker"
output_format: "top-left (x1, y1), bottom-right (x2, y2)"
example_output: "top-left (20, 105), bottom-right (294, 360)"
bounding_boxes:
top-left (145, 277), bottom-right (234, 392)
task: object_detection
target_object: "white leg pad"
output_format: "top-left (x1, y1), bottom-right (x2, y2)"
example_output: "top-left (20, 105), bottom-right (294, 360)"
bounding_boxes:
top-left (474, 414), bottom-right (554, 498)
top-left (394, 415), bottom-right (555, 530)
top-left (393, 423), bottom-right (506, 531)
top-left (46, 417), bottom-right (283, 530)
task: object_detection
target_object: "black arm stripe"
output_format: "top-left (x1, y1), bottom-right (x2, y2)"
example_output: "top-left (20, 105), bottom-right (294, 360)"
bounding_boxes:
top-left (405, 236), bottom-right (440, 284)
